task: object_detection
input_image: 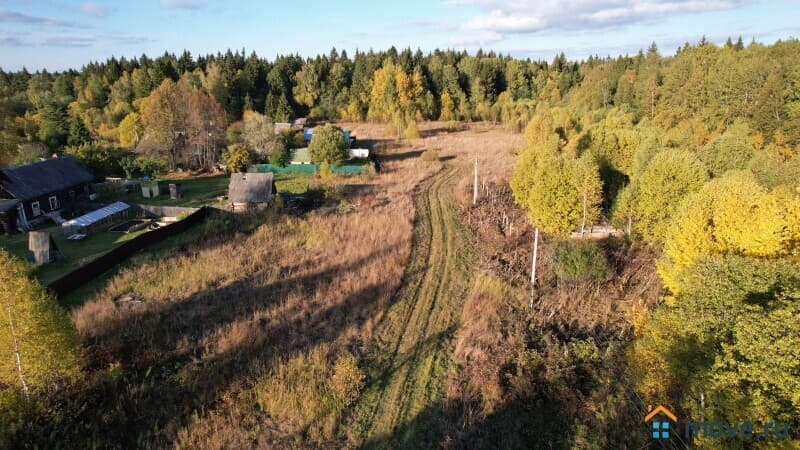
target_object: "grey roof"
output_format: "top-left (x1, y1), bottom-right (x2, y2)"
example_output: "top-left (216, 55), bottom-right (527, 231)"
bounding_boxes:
top-left (0, 198), bottom-right (20, 213)
top-left (0, 155), bottom-right (95, 201)
top-left (62, 202), bottom-right (130, 228)
top-left (228, 172), bottom-right (274, 204)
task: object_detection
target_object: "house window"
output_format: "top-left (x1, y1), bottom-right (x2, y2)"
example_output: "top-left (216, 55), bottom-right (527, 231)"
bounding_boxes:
top-left (31, 201), bottom-right (41, 217)
top-left (49, 196), bottom-right (59, 210)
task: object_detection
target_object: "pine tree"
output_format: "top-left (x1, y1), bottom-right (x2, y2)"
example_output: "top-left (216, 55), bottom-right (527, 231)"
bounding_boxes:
top-left (67, 115), bottom-right (92, 147)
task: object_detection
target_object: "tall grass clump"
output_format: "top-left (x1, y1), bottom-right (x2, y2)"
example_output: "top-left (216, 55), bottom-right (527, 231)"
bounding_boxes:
top-left (552, 240), bottom-right (609, 282)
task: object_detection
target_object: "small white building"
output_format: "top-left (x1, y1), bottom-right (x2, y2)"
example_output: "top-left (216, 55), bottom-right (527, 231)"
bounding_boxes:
top-left (349, 148), bottom-right (369, 159)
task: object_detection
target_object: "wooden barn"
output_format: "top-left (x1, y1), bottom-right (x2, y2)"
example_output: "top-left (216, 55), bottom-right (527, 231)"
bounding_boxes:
top-left (0, 155), bottom-right (96, 230)
top-left (228, 172), bottom-right (277, 212)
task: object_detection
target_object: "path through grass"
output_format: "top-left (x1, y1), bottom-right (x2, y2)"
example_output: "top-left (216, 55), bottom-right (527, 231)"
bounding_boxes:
top-left (353, 165), bottom-right (474, 448)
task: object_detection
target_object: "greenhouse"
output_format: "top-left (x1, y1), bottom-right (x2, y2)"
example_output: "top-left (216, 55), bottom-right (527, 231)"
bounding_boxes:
top-left (62, 201), bottom-right (132, 237)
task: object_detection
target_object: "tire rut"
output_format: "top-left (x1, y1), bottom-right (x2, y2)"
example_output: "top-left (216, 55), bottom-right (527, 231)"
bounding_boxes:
top-left (357, 166), bottom-right (468, 449)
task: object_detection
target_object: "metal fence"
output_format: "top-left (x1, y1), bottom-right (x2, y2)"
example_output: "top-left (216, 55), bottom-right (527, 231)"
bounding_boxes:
top-left (250, 163), bottom-right (367, 175)
top-left (47, 207), bottom-right (207, 298)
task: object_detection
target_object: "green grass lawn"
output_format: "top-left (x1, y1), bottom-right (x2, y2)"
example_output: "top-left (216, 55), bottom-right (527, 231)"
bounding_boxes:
top-left (130, 173), bottom-right (311, 207)
top-left (131, 175), bottom-right (230, 207)
top-left (0, 173), bottom-right (311, 286)
top-left (0, 224), bottom-right (148, 285)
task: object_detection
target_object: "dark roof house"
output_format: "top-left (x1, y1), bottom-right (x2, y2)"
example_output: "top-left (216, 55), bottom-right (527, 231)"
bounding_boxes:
top-left (0, 155), bottom-right (96, 229)
top-left (228, 172), bottom-right (276, 212)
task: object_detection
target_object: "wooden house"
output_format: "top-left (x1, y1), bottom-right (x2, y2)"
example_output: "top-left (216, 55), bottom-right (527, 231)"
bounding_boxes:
top-left (0, 155), bottom-right (96, 230)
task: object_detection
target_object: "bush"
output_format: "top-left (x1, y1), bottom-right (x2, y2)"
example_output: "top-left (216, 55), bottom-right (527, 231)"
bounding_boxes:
top-left (360, 161), bottom-right (377, 177)
top-left (65, 143), bottom-right (129, 178)
top-left (221, 144), bottom-right (251, 173)
top-left (268, 145), bottom-right (290, 167)
top-left (309, 124), bottom-right (348, 166)
top-left (446, 120), bottom-right (467, 132)
top-left (403, 121), bottom-right (420, 139)
top-left (329, 354), bottom-right (365, 407)
top-left (553, 240), bottom-right (609, 282)
top-left (318, 161), bottom-right (333, 181)
top-left (420, 149), bottom-right (440, 163)
top-left (280, 129), bottom-right (304, 149)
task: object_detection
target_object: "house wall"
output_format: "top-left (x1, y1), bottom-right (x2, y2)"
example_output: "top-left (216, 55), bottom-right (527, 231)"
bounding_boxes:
top-left (19, 183), bottom-right (91, 219)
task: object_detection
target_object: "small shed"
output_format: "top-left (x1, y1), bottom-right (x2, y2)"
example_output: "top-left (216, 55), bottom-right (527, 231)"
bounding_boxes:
top-left (349, 148), bottom-right (369, 159)
top-left (28, 231), bottom-right (62, 265)
top-left (62, 201), bottom-right (132, 237)
top-left (141, 180), bottom-right (160, 198)
top-left (228, 172), bottom-right (276, 212)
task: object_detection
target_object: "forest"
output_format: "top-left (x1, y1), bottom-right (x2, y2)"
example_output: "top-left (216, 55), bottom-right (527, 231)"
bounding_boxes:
top-left (1, 35), bottom-right (799, 448)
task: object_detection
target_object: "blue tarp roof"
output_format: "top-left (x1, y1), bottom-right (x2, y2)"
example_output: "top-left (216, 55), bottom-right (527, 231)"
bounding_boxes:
top-left (62, 202), bottom-right (130, 228)
top-left (302, 128), bottom-right (353, 144)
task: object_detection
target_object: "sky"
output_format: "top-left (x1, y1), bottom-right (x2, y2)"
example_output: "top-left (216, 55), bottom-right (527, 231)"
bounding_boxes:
top-left (1, 0), bottom-right (799, 71)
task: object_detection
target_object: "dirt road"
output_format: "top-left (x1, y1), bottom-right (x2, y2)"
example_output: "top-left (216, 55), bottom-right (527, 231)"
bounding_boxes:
top-left (354, 165), bottom-right (474, 449)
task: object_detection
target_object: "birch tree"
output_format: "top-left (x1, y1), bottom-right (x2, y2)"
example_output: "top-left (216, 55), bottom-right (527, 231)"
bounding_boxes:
top-left (0, 250), bottom-right (80, 396)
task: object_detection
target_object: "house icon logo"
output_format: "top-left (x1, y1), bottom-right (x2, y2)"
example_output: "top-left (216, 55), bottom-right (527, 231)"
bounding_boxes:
top-left (645, 405), bottom-right (677, 439)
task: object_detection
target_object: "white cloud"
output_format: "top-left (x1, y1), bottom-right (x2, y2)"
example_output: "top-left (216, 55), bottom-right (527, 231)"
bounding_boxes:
top-left (449, 0), bottom-right (751, 35)
top-left (80, 2), bottom-right (109, 18)
top-left (0, 8), bottom-right (86, 28)
top-left (159, 0), bottom-right (207, 10)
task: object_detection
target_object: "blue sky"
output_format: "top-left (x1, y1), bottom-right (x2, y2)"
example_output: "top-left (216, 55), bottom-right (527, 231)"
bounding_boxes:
top-left (1, 0), bottom-right (799, 71)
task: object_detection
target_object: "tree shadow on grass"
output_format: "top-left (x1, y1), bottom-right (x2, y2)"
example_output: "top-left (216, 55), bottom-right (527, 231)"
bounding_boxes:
top-left (13, 243), bottom-right (401, 449)
top-left (362, 394), bottom-right (575, 450)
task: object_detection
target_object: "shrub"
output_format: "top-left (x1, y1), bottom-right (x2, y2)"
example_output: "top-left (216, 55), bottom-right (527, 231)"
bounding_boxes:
top-left (552, 240), bottom-right (609, 282)
top-left (318, 161), bottom-right (333, 181)
top-left (221, 144), bottom-right (251, 173)
top-left (420, 149), bottom-right (440, 163)
top-left (403, 121), bottom-right (420, 139)
top-left (446, 121), bottom-right (467, 132)
top-left (309, 124), bottom-right (348, 166)
top-left (360, 161), bottom-right (377, 177)
top-left (268, 145), bottom-right (290, 167)
top-left (329, 354), bottom-right (365, 407)
top-left (65, 143), bottom-right (129, 178)
top-left (135, 156), bottom-right (167, 178)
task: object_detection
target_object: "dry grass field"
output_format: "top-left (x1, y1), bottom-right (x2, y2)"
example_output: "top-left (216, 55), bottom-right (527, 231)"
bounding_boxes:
top-left (7, 121), bottom-right (661, 449)
top-left (10, 122), bottom-right (525, 449)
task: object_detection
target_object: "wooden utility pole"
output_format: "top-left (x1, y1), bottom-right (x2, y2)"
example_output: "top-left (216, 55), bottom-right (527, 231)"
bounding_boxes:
top-left (473, 155), bottom-right (478, 205)
top-left (529, 226), bottom-right (539, 309)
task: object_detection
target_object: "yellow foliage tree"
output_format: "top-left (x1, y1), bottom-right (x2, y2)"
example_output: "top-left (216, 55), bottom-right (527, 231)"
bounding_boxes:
top-left (634, 150), bottom-right (709, 243)
top-left (511, 141), bottom-right (603, 235)
top-left (118, 112), bottom-right (142, 148)
top-left (0, 250), bottom-right (80, 396)
top-left (439, 91), bottom-right (456, 121)
top-left (659, 170), bottom-right (797, 293)
top-left (368, 60), bottom-right (426, 138)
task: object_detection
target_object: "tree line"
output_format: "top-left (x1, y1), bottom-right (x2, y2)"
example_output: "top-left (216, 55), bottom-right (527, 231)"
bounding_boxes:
top-left (507, 37), bottom-right (799, 443)
top-left (2, 38), bottom-right (799, 172)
